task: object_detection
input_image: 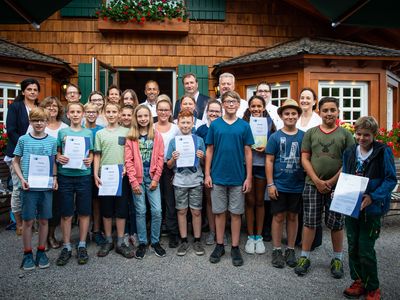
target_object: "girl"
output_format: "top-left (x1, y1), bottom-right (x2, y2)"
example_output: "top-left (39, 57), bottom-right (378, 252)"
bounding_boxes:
top-left (106, 84), bottom-right (121, 105)
top-left (88, 91), bottom-right (107, 127)
top-left (242, 95), bottom-right (276, 254)
top-left (176, 95), bottom-right (204, 131)
top-left (122, 89), bottom-right (139, 108)
top-left (196, 100), bottom-right (222, 245)
top-left (154, 95), bottom-right (180, 248)
top-left (125, 105), bottom-right (165, 259)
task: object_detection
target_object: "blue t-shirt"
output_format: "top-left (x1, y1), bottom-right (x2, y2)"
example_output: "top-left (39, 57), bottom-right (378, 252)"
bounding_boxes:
top-left (196, 124), bottom-right (209, 141)
top-left (139, 134), bottom-right (153, 177)
top-left (86, 125), bottom-right (103, 145)
top-left (266, 129), bottom-right (305, 193)
top-left (206, 117), bottom-right (254, 186)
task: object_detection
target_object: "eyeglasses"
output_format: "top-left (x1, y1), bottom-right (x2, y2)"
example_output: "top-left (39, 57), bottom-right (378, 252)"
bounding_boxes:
top-left (208, 110), bottom-right (221, 114)
top-left (67, 91), bottom-right (79, 95)
top-left (256, 90), bottom-right (270, 93)
top-left (91, 98), bottom-right (103, 102)
top-left (223, 100), bottom-right (239, 105)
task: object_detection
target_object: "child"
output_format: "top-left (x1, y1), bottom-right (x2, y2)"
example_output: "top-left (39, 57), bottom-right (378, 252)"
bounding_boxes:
top-left (266, 99), bottom-right (304, 268)
top-left (122, 89), bottom-right (139, 108)
top-left (167, 110), bottom-right (206, 256)
top-left (13, 108), bottom-right (57, 270)
top-left (294, 97), bottom-right (355, 278)
top-left (342, 116), bottom-right (396, 300)
top-left (242, 95), bottom-right (276, 255)
top-left (120, 105), bottom-right (134, 128)
top-left (205, 91), bottom-right (254, 267)
top-left (125, 104), bottom-right (165, 259)
top-left (94, 102), bottom-right (135, 259)
top-left (56, 103), bottom-right (94, 266)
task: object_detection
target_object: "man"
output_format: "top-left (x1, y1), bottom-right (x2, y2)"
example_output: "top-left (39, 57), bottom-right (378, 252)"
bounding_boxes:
top-left (255, 82), bottom-right (283, 130)
top-left (61, 83), bottom-right (82, 125)
top-left (143, 80), bottom-right (160, 120)
top-left (173, 73), bottom-right (210, 120)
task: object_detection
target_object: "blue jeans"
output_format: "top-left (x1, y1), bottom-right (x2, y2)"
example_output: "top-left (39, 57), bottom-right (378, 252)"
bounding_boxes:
top-left (133, 176), bottom-right (162, 245)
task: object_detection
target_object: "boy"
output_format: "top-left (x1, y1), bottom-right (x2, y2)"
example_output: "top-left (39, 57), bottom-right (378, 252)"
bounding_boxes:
top-left (205, 91), bottom-right (254, 267)
top-left (294, 97), bottom-right (355, 278)
top-left (94, 102), bottom-right (135, 259)
top-left (342, 116), bottom-right (396, 300)
top-left (167, 110), bottom-right (206, 256)
top-left (13, 108), bottom-right (57, 270)
top-left (266, 99), bottom-right (305, 268)
top-left (56, 103), bottom-right (94, 266)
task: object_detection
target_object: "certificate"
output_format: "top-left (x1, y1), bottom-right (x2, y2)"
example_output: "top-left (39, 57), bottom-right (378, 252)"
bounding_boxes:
top-left (63, 136), bottom-right (90, 170)
top-left (98, 164), bottom-right (123, 196)
top-left (250, 117), bottom-right (268, 149)
top-left (28, 154), bottom-right (54, 189)
top-left (175, 135), bottom-right (196, 168)
top-left (329, 173), bottom-right (369, 218)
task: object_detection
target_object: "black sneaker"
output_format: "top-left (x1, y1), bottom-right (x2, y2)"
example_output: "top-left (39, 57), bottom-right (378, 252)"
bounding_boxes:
top-left (168, 234), bottom-right (179, 249)
top-left (231, 247), bottom-right (244, 267)
top-left (92, 231), bottom-right (106, 246)
top-left (151, 242), bottom-right (166, 257)
top-left (284, 248), bottom-right (297, 268)
top-left (294, 256), bottom-right (311, 276)
top-left (97, 242), bottom-right (114, 257)
top-left (271, 249), bottom-right (285, 268)
top-left (135, 244), bottom-right (147, 260)
top-left (116, 243), bottom-right (135, 259)
top-left (56, 248), bottom-right (72, 266)
top-left (209, 244), bottom-right (225, 264)
top-left (77, 247), bottom-right (89, 265)
top-left (330, 258), bottom-right (344, 279)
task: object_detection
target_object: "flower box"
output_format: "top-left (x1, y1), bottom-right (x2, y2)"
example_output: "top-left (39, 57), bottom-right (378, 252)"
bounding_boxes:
top-left (97, 18), bottom-right (189, 34)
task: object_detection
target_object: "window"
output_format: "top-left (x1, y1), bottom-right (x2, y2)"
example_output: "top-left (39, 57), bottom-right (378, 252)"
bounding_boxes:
top-left (0, 83), bottom-right (20, 126)
top-left (319, 81), bottom-right (368, 124)
top-left (246, 82), bottom-right (290, 106)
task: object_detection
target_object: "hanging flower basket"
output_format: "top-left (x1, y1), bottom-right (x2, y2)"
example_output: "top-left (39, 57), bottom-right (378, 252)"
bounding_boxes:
top-left (98, 18), bottom-right (189, 34)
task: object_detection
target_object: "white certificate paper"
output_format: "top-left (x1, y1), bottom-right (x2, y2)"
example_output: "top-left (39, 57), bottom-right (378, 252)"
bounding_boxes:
top-left (330, 173), bottom-right (369, 218)
top-left (250, 117), bottom-right (268, 148)
top-left (175, 135), bottom-right (196, 168)
top-left (98, 164), bottom-right (123, 196)
top-left (63, 136), bottom-right (88, 170)
top-left (28, 154), bottom-right (53, 189)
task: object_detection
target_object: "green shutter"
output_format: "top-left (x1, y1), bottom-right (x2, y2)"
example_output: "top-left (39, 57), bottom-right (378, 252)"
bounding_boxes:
top-left (78, 63), bottom-right (92, 104)
top-left (178, 65), bottom-right (209, 98)
top-left (60, 0), bottom-right (100, 17)
top-left (187, 0), bottom-right (225, 21)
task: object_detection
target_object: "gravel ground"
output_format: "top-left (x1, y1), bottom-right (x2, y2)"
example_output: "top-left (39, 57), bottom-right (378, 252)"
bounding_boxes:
top-left (0, 215), bottom-right (399, 300)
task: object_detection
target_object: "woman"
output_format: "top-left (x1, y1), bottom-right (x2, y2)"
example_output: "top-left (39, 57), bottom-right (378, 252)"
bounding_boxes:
top-left (87, 91), bottom-right (107, 127)
top-left (5, 78), bottom-right (40, 235)
top-left (121, 89), bottom-right (139, 108)
top-left (106, 84), bottom-right (121, 105)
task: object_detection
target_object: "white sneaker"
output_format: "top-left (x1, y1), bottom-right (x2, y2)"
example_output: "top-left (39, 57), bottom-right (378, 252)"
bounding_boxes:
top-left (255, 238), bottom-right (266, 254)
top-left (245, 236), bottom-right (256, 254)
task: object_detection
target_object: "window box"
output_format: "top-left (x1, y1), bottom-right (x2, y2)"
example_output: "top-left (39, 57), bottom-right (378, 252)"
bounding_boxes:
top-left (97, 18), bottom-right (189, 34)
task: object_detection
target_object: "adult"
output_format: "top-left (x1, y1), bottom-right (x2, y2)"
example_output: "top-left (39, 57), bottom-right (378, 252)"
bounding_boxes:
top-left (174, 72), bottom-right (210, 120)
top-left (255, 82), bottom-right (283, 130)
top-left (87, 91), bottom-right (107, 127)
top-left (121, 89), bottom-right (139, 108)
top-left (61, 83), bottom-right (82, 125)
top-left (143, 80), bottom-right (160, 120)
top-left (5, 78), bottom-right (40, 235)
top-left (106, 84), bottom-right (121, 105)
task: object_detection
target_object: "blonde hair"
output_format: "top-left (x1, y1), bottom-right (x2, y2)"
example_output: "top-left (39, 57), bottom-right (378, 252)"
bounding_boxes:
top-left (84, 102), bottom-right (99, 112)
top-left (67, 102), bottom-right (84, 112)
top-left (156, 95), bottom-right (173, 123)
top-left (127, 105), bottom-right (155, 141)
top-left (104, 102), bottom-right (121, 112)
top-left (29, 107), bottom-right (49, 121)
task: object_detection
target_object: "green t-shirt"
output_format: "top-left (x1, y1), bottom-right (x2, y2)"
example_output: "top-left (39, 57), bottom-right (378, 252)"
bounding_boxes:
top-left (57, 127), bottom-right (93, 177)
top-left (301, 126), bottom-right (355, 185)
top-left (94, 126), bottom-right (129, 166)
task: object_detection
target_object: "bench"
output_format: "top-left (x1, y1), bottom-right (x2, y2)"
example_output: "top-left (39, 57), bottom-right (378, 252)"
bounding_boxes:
top-left (388, 157), bottom-right (400, 216)
top-left (0, 157), bottom-right (11, 215)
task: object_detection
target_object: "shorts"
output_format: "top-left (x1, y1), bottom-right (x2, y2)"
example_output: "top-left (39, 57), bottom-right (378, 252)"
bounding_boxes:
top-left (270, 192), bottom-right (302, 215)
top-left (211, 184), bottom-right (244, 215)
top-left (302, 184), bottom-right (344, 230)
top-left (92, 176), bottom-right (99, 198)
top-left (174, 185), bottom-right (203, 210)
top-left (253, 166), bottom-right (266, 179)
top-left (21, 190), bottom-right (52, 221)
top-left (58, 174), bottom-right (92, 217)
top-left (99, 176), bottom-right (129, 219)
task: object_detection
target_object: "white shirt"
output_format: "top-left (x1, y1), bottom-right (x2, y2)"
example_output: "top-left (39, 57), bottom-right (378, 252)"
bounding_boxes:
top-left (156, 123), bottom-right (180, 161)
top-left (143, 100), bottom-right (157, 117)
top-left (296, 112), bottom-right (322, 132)
top-left (27, 122), bottom-right (68, 139)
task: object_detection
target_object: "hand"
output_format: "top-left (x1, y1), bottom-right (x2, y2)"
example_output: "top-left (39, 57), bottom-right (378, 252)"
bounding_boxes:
top-left (83, 157), bottom-right (92, 167)
top-left (255, 146), bottom-right (265, 153)
top-left (57, 155), bottom-right (69, 165)
top-left (172, 151), bottom-right (180, 161)
top-left (94, 175), bottom-right (102, 188)
top-left (53, 178), bottom-right (58, 190)
top-left (204, 175), bottom-right (213, 188)
top-left (149, 180), bottom-right (158, 191)
top-left (21, 179), bottom-right (29, 190)
top-left (361, 194), bottom-right (372, 210)
top-left (132, 185), bottom-right (142, 195)
top-left (196, 150), bottom-right (204, 159)
top-left (242, 177), bottom-right (252, 193)
top-left (315, 179), bottom-right (331, 194)
top-left (122, 166), bottom-right (126, 177)
top-left (268, 185), bottom-right (278, 200)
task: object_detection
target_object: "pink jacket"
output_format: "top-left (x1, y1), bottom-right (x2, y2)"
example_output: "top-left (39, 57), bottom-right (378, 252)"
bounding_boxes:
top-left (125, 130), bottom-right (164, 189)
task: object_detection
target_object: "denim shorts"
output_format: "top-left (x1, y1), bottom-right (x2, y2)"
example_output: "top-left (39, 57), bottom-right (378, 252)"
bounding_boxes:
top-left (21, 190), bottom-right (52, 221)
top-left (58, 174), bottom-right (92, 217)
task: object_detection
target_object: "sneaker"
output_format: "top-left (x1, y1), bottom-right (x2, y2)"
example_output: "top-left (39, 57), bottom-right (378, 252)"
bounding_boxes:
top-left (35, 250), bottom-right (50, 269)
top-left (193, 241), bottom-right (205, 256)
top-left (151, 242), bottom-right (166, 257)
top-left (245, 236), bottom-right (256, 254)
top-left (343, 280), bottom-right (365, 299)
top-left (255, 238), bottom-right (266, 254)
top-left (209, 244), bottom-right (225, 263)
top-left (56, 248), bottom-right (72, 266)
top-left (231, 247), bottom-right (244, 267)
top-left (128, 234), bottom-right (139, 248)
top-left (135, 243), bottom-right (147, 260)
top-left (330, 258), bottom-right (344, 279)
top-left (365, 288), bottom-right (381, 300)
top-left (168, 234), bottom-right (179, 249)
top-left (161, 223), bottom-right (169, 237)
top-left (92, 231), bottom-right (106, 246)
top-left (77, 247), bottom-right (89, 265)
top-left (21, 253), bottom-right (35, 271)
top-left (177, 241), bottom-right (190, 256)
top-left (294, 256), bottom-right (311, 276)
top-left (284, 248), bottom-right (297, 268)
top-left (271, 249), bottom-right (285, 268)
top-left (206, 231), bottom-right (216, 245)
top-left (97, 242), bottom-right (114, 257)
top-left (116, 243), bottom-right (135, 259)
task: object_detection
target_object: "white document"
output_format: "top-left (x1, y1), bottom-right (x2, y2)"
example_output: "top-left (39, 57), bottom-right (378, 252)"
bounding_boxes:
top-left (330, 173), bottom-right (369, 218)
top-left (63, 136), bottom-right (86, 170)
top-left (175, 135), bottom-right (196, 168)
top-left (250, 117), bottom-right (268, 148)
top-left (98, 164), bottom-right (122, 196)
top-left (28, 154), bottom-right (53, 189)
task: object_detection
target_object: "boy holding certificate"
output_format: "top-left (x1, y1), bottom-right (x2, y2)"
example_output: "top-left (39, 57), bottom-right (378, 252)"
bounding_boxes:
top-left (13, 108), bottom-right (57, 270)
top-left (56, 103), bottom-right (93, 266)
top-left (167, 110), bottom-right (206, 256)
top-left (342, 116), bottom-right (396, 300)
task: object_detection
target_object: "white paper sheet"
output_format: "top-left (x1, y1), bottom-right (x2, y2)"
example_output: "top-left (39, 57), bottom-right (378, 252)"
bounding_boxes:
top-left (98, 164), bottom-right (122, 196)
top-left (175, 135), bottom-right (196, 168)
top-left (28, 154), bottom-right (53, 189)
top-left (63, 136), bottom-right (86, 170)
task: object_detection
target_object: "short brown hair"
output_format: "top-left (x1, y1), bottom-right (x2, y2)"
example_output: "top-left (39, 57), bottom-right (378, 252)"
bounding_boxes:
top-left (39, 96), bottom-right (64, 121)
top-left (29, 107), bottom-right (49, 121)
top-left (354, 116), bottom-right (379, 135)
top-left (178, 109), bottom-right (194, 120)
top-left (65, 83), bottom-right (81, 95)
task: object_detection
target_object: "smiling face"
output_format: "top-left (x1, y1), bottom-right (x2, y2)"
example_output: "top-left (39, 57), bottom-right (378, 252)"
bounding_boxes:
top-left (105, 104), bottom-right (120, 125)
top-left (30, 118), bottom-right (47, 134)
top-left (85, 108), bottom-right (98, 124)
top-left (207, 103), bottom-right (222, 123)
top-left (219, 76), bottom-right (234, 95)
top-left (67, 104), bottom-right (84, 126)
top-left (123, 92), bottom-right (135, 106)
top-left (181, 96), bottom-right (196, 113)
top-left (222, 96), bottom-right (240, 116)
top-left (280, 107), bottom-right (299, 127)
top-left (145, 82), bottom-right (160, 104)
top-left (299, 90), bottom-right (315, 112)
top-left (255, 83), bottom-right (271, 104)
top-left (249, 98), bottom-right (265, 117)
top-left (178, 116), bottom-right (194, 135)
top-left (156, 101), bottom-right (172, 123)
top-left (136, 107), bottom-right (150, 129)
top-left (319, 102), bottom-right (339, 128)
top-left (121, 108), bottom-right (133, 128)
top-left (108, 88), bottom-right (121, 104)
top-left (65, 86), bottom-right (81, 103)
top-left (44, 100), bottom-right (59, 119)
top-left (90, 94), bottom-right (104, 110)
top-left (23, 83), bottom-right (39, 102)
top-left (183, 75), bottom-right (198, 95)
top-left (355, 128), bottom-right (374, 151)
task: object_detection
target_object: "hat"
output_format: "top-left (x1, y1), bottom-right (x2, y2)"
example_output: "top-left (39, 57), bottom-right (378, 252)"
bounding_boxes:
top-left (277, 99), bottom-right (302, 116)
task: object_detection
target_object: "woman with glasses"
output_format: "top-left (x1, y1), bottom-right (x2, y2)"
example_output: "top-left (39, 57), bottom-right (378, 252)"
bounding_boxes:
top-left (87, 91), bottom-right (107, 127)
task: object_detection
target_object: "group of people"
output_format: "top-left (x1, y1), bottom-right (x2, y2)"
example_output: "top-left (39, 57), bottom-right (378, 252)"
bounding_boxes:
top-left (5, 72), bottom-right (397, 300)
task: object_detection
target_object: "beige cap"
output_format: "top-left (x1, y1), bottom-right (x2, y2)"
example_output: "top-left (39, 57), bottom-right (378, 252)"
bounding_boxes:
top-left (277, 98), bottom-right (302, 116)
